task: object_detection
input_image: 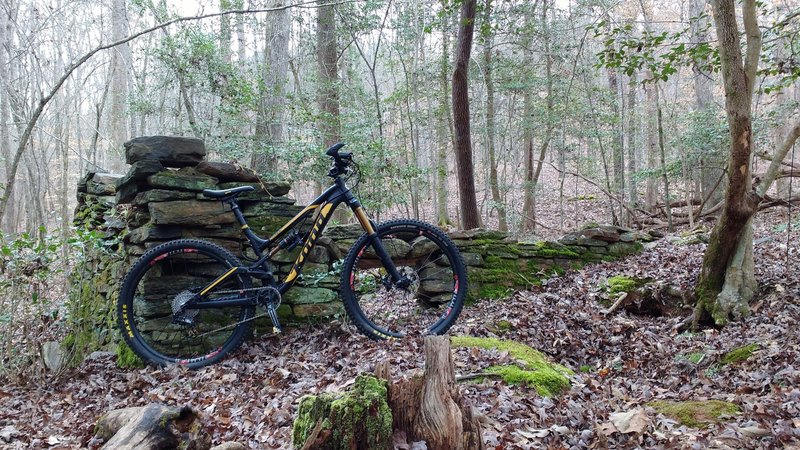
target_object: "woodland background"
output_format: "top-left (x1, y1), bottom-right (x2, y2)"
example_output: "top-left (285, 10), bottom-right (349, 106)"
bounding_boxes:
top-left (0, 0), bottom-right (794, 238)
top-left (0, 0), bottom-right (799, 448)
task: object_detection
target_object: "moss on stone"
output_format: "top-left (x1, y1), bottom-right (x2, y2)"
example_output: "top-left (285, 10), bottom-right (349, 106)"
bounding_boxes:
top-left (720, 343), bottom-right (758, 366)
top-left (649, 400), bottom-right (740, 428)
top-left (524, 241), bottom-right (580, 258)
top-left (116, 341), bottom-right (144, 369)
top-left (292, 374), bottom-right (392, 449)
top-left (451, 336), bottom-right (572, 396)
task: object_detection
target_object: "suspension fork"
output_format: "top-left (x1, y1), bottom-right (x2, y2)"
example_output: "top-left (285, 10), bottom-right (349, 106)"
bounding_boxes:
top-left (348, 197), bottom-right (407, 287)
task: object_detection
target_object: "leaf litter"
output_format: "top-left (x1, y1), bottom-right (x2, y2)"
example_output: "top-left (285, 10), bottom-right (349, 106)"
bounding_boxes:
top-left (0, 211), bottom-right (798, 449)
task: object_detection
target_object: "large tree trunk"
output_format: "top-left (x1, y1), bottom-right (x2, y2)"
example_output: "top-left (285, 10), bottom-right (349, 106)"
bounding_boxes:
top-left (0, 0), bottom-right (16, 233)
top-left (315, 0), bottom-right (340, 149)
top-left (694, 0), bottom-right (761, 327)
top-left (95, 404), bottom-right (212, 450)
top-left (252, 0), bottom-right (290, 175)
top-left (451, 0), bottom-right (481, 230)
top-left (643, 73), bottom-right (659, 212)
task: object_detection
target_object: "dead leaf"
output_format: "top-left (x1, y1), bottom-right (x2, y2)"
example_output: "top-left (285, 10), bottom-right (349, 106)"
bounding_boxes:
top-left (609, 408), bottom-right (649, 434)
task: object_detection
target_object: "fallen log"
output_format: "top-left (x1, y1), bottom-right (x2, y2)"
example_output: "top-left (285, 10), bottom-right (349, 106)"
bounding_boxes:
top-left (95, 404), bottom-right (211, 450)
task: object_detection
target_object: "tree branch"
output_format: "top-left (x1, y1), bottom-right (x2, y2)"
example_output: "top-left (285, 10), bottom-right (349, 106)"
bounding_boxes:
top-left (755, 117), bottom-right (800, 198)
top-left (742, 0), bottom-right (761, 95)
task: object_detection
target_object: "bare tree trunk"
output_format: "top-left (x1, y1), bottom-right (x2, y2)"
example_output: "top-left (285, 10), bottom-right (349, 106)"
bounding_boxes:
top-left (691, 0), bottom-right (725, 207)
top-left (608, 63), bottom-right (625, 225)
top-left (315, 0), bottom-right (340, 150)
top-left (0, 0), bottom-right (16, 232)
top-left (236, 1), bottom-right (246, 62)
top-left (109, 0), bottom-right (131, 169)
top-left (644, 72), bottom-right (659, 212)
top-left (436, 9), bottom-right (453, 227)
top-left (694, 0), bottom-right (761, 327)
top-left (656, 86), bottom-right (673, 231)
top-left (626, 72), bottom-right (638, 220)
top-left (219, 0), bottom-right (233, 65)
top-left (482, 0), bottom-right (506, 231)
top-left (451, 0), bottom-right (481, 230)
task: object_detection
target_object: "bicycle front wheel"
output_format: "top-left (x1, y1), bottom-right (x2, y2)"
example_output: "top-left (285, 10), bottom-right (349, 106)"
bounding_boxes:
top-left (340, 219), bottom-right (466, 339)
top-left (117, 239), bottom-right (255, 368)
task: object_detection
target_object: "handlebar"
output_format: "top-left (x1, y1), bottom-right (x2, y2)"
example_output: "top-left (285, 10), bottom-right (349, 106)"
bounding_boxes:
top-left (325, 142), bottom-right (353, 178)
top-left (325, 142), bottom-right (351, 161)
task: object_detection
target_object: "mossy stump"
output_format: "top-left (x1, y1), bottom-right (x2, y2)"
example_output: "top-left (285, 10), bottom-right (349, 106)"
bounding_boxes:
top-left (292, 374), bottom-right (392, 450)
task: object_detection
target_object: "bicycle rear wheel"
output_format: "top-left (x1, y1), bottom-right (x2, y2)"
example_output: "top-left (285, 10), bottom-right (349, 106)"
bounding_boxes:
top-left (117, 239), bottom-right (255, 368)
top-left (340, 219), bottom-right (466, 339)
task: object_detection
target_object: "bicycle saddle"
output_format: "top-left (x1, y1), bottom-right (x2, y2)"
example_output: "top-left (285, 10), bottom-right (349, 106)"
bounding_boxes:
top-left (202, 185), bottom-right (255, 198)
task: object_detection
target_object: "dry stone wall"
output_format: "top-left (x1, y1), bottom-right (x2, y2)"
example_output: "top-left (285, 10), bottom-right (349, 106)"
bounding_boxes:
top-left (69, 136), bottom-right (659, 358)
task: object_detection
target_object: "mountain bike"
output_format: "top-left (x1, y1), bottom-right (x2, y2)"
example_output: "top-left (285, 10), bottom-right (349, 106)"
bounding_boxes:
top-left (117, 143), bottom-right (467, 368)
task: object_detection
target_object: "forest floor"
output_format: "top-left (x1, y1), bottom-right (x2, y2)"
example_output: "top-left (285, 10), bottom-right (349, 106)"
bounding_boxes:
top-left (1, 211), bottom-right (799, 449)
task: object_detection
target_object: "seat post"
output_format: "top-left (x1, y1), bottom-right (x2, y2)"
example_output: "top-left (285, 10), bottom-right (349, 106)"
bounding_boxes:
top-left (224, 197), bottom-right (269, 254)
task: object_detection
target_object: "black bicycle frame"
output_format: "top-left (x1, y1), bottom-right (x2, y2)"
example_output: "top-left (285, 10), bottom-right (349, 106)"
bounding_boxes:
top-left (187, 176), bottom-right (403, 310)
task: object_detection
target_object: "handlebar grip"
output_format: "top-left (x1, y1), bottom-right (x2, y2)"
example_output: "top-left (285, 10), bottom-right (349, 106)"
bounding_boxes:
top-left (325, 142), bottom-right (346, 157)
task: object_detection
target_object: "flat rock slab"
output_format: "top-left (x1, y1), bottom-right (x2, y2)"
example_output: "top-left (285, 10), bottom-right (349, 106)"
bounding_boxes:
top-left (147, 170), bottom-right (219, 192)
top-left (149, 200), bottom-right (235, 225)
top-left (87, 173), bottom-right (123, 195)
top-left (124, 136), bottom-right (206, 167)
top-left (196, 161), bottom-right (260, 182)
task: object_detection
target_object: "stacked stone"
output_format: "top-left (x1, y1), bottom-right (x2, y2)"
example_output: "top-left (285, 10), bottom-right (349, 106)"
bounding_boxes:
top-left (447, 226), bottom-right (657, 301)
top-left (75, 172), bottom-right (124, 233)
top-left (71, 136), bottom-right (663, 345)
top-left (71, 171), bottom-right (128, 363)
top-left (115, 136), bottom-right (295, 258)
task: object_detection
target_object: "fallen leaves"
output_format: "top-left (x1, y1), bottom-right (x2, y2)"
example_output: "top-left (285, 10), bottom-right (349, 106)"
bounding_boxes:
top-left (0, 211), bottom-right (798, 449)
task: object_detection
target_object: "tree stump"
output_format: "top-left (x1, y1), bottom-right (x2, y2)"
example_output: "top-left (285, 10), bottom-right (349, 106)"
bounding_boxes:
top-left (292, 336), bottom-right (483, 450)
top-left (95, 404), bottom-right (211, 450)
top-left (380, 336), bottom-right (483, 450)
